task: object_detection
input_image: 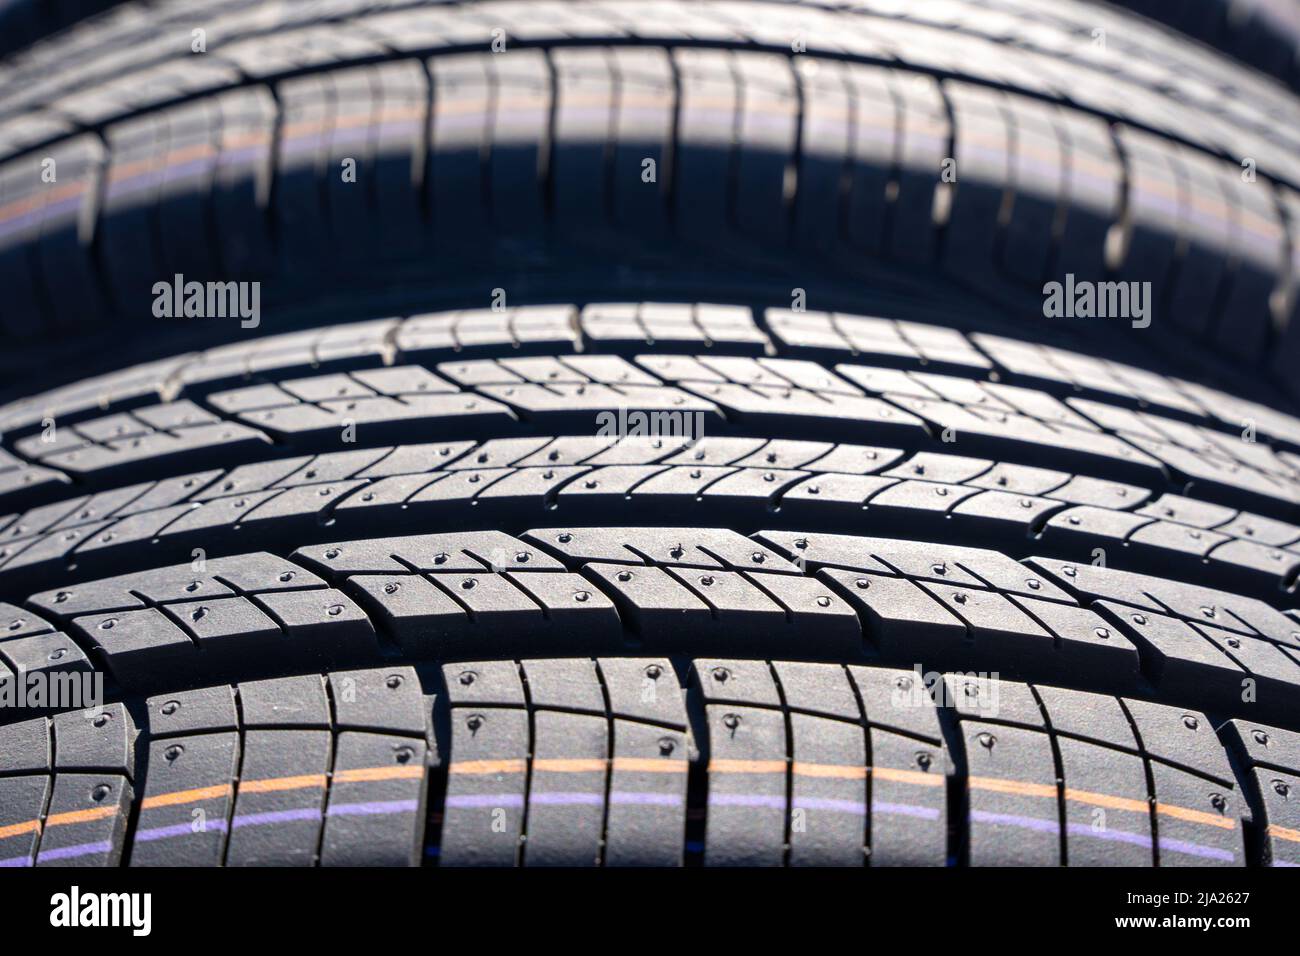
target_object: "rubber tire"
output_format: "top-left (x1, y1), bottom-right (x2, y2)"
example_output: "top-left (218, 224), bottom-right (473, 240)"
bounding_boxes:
top-left (0, 0), bottom-right (1299, 398)
top-left (1110, 0), bottom-right (1300, 89)
top-left (2, 0), bottom-right (1300, 869)
top-left (1, 303), bottom-right (1300, 866)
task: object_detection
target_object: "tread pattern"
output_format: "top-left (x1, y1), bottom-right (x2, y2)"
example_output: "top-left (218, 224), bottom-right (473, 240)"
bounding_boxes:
top-left (3, 308), bottom-right (1300, 607)
top-left (4, 434), bottom-right (1300, 604)
top-left (2, 4), bottom-right (1298, 870)
top-left (0, 0), bottom-right (1297, 383)
top-left (1113, 0), bottom-right (1300, 90)
top-left (2, 656), bottom-right (1295, 866)
top-left (7, 306), bottom-right (1295, 466)
top-left (3, 525), bottom-right (1299, 732)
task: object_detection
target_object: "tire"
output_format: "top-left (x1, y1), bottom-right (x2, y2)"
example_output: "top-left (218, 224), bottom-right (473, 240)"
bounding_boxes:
top-left (0, 0), bottom-right (122, 59)
top-left (0, 0), bottom-right (1299, 397)
top-left (1109, 0), bottom-right (1300, 89)
top-left (1, 1), bottom-right (1300, 869)
top-left (3, 0), bottom-right (1296, 89)
top-left (2, 304), bottom-right (1300, 867)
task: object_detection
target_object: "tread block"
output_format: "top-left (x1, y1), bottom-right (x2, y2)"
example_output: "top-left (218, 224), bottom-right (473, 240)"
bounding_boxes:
top-left (143, 686), bottom-right (239, 739)
top-left (343, 573), bottom-right (469, 654)
top-left (822, 568), bottom-right (967, 659)
top-left (867, 727), bottom-right (949, 866)
top-left (253, 589), bottom-right (380, 667)
top-left (1146, 763), bottom-right (1244, 867)
top-left (1055, 737), bottom-right (1153, 867)
top-left (226, 729), bottom-right (331, 867)
top-left (788, 713), bottom-right (867, 866)
top-left (581, 563), bottom-right (712, 644)
top-left (130, 731), bottom-right (239, 867)
top-left (597, 658), bottom-right (688, 728)
top-left (328, 666), bottom-right (425, 737)
top-left (0, 775), bottom-right (48, 868)
top-left (444, 660), bottom-right (527, 709)
top-left (771, 661), bottom-right (860, 721)
top-left (52, 703), bottom-right (130, 774)
top-left (1034, 685), bottom-right (1139, 754)
top-left (694, 658), bottom-right (781, 708)
top-left (524, 710), bottom-right (607, 867)
top-left (239, 674), bottom-right (331, 729)
top-left (36, 772), bottom-right (131, 867)
top-left (605, 718), bottom-right (689, 867)
top-left (0, 716), bottom-right (50, 774)
top-left (961, 720), bottom-right (1062, 866)
top-left (1220, 721), bottom-right (1300, 867)
top-left (439, 705), bottom-right (528, 867)
top-left (520, 658), bottom-right (604, 715)
top-left (945, 672), bottom-right (1044, 730)
top-left (320, 732), bottom-right (426, 867)
top-left (848, 665), bottom-right (944, 744)
top-left (703, 703), bottom-right (787, 867)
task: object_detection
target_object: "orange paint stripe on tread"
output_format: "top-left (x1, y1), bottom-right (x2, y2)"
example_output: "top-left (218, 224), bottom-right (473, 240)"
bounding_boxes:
top-left (872, 767), bottom-right (945, 787)
top-left (0, 819), bottom-right (41, 840)
top-left (1266, 823), bottom-right (1300, 844)
top-left (448, 759), bottom-right (528, 775)
top-left (281, 106), bottom-right (425, 140)
top-left (45, 806), bottom-right (119, 828)
top-left (610, 757), bottom-right (688, 774)
top-left (792, 762), bottom-right (868, 780)
top-left (968, 775), bottom-right (1058, 800)
top-left (107, 129), bottom-right (269, 187)
top-left (974, 776), bottom-right (1233, 830)
top-left (1155, 801), bottom-right (1236, 830)
top-left (531, 758), bottom-right (607, 773)
top-left (140, 784), bottom-right (233, 810)
top-left (238, 773), bottom-right (327, 794)
top-left (0, 181), bottom-right (86, 224)
top-left (140, 765), bottom-right (423, 810)
top-left (707, 759), bottom-right (786, 774)
top-left (107, 142), bottom-right (215, 183)
top-left (333, 765), bottom-right (425, 784)
top-left (1062, 787), bottom-right (1149, 816)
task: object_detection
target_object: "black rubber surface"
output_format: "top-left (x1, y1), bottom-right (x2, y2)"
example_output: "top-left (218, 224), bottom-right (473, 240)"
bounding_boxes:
top-left (1, 305), bottom-right (1300, 866)
top-left (0, 0), bottom-right (121, 59)
top-left (1, 0), bottom-right (1299, 397)
top-left (2, 1), bottom-right (1300, 868)
top-left (1111, 0), bottom-right (1300, 89)
top-left (6, 656), bottom-right (1300, 867)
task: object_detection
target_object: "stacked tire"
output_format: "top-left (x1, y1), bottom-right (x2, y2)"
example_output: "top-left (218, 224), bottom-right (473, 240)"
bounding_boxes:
top-left (0, 0), bottom-right (1299, 867)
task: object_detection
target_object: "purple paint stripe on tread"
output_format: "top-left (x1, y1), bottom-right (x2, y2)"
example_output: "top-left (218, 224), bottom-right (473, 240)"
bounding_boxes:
top-left (36, 839), bottom-right (113, 862)
top-left (527, 791), bottom-right (604, 807)
top-left (970, 809), bottom-right (1061, 834)
top-left (1157, 835), bottom-right (1235, 863)
top-left (135, 819), bottom-right (228, 843)
top-left (793, 796), bottom-right (867, 816)
top-left (707, 793), bottom-right (786, 809)
top-left (443, 793), bottom-right (526, 809)
top-left (231, 807), bottom-right (323, 829)
top-left (608, 791), bottom-right (683, 807)
top-left (325, 799), bottom-right (419, 818)
top-left (872, 800), bottom-right (942, 821)
top-left (1064, 821), bottom-right (1152, 850)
